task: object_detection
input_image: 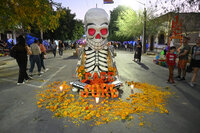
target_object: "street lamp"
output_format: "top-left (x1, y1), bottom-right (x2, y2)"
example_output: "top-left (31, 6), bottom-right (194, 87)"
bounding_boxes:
top-left (136, 0), bottom-right (147, 53)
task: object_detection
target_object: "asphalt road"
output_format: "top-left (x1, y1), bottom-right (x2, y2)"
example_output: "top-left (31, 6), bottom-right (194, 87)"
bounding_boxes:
top-left (0, 49), bottom-right (200, 133)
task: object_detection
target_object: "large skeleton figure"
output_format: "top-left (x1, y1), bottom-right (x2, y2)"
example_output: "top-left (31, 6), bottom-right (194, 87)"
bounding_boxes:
top-left (72, 8), bottom-right (121, 89)
top-left (77, 8), bottom-right (118, 77)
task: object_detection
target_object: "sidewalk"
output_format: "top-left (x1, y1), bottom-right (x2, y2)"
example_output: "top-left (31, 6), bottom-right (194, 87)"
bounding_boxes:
top-left (0, 56), bottom-right (16, 69)
top-left (0, 49), bottom-right (75, 69)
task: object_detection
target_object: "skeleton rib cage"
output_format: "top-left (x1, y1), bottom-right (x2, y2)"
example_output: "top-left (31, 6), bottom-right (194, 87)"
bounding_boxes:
top-left (84, 47), bottom-right (108, 74)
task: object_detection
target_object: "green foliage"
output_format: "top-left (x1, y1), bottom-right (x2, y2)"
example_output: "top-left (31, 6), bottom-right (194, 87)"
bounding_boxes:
top-left (0, 0), bottom-right (63, 32)
top-left (44, 8), bottom-right (84, 41)
top-left (72, 20), bottom-right (84, 41)
top-left (114, 7), bottom-right (162, 41)
top-left (109, 5), bottom-right (130, 41)
top-left (116, 9), bottom-right (143, 40)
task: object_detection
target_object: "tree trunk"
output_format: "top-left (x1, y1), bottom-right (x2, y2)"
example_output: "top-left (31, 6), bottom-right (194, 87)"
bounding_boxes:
top-left (40, 29), bottom-right (43, 40)
top-left (12, 30), bottom-right (16, 44)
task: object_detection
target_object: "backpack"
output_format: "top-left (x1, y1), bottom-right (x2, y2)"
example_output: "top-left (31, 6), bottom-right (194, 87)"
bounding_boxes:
top-left (10, 46), bottom-right (17, 58)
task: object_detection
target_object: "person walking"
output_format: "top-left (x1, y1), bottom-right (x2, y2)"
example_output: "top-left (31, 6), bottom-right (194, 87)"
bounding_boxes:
top-left (12, 35), bottom-right (31, 85)
top-left (189, 37), bottom-right (200, 87)
top-left (166, 46), bottom-right (177, 84)
top-left (58, 40), bottom-right (65, 57)
top-left (133, 39), bottom-right (142, 63)
top-left (176, 36), bottom-right (191, 80)
top-left (29, 39), bottom-right (42, 77)
top-left (39, 39), bottom-right (48, 73)
top-left (51, 40), bottom-right (57, 57)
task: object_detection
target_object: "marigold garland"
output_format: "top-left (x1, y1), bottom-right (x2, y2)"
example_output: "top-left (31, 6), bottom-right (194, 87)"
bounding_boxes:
top-left (36, 81), bottom-right (172, 127)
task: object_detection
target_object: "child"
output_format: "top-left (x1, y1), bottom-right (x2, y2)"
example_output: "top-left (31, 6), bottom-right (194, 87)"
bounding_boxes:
top-left (166, 46), bottom-right (177, 83)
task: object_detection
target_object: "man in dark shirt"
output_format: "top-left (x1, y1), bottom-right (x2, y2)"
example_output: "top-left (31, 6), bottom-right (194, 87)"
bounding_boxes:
top-left (177, 36), bottom-right (191, 80)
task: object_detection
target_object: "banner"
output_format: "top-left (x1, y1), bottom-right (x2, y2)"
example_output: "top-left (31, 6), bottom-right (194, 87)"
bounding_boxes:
top-left (104, 0), bottom-right (114, 4)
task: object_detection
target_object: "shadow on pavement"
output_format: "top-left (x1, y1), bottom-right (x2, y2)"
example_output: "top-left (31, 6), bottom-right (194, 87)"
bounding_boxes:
top-left (63, 56), bottom-right (78, 60)
top-left (137, 62), bottom-right (149, 70)
top-left (183, 81), bottom-right (200, 94)
top-left (176, 85), bottom-right (200, 110)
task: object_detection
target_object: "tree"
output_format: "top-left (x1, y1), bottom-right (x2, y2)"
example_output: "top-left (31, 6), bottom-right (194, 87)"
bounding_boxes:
top-left (115, 7), bottom-right (162, 42)
top-left (72, 20), bottom-right (84, 41)
top-left (44, 8), bottom-right (84, 41)
top-left (108, 5), bottom-right (129, 41)
top-left (149, 0), bottom-right (200, 15)
top-left (116, 9), bottom-right (143, 40)
top-left (0, 0), bottom-right (63, 34)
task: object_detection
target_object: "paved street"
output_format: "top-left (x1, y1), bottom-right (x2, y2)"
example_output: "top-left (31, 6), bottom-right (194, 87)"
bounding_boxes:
top-left (0, 50), bottom-right (200, 133)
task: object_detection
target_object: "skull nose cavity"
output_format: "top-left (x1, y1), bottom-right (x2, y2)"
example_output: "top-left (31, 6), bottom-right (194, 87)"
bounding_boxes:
top-left (95, 34), bottom-right (101, 39)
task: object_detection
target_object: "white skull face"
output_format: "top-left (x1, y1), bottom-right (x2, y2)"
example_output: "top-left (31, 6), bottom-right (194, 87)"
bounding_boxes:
top-left (84, 8), bottom-right (109, 50)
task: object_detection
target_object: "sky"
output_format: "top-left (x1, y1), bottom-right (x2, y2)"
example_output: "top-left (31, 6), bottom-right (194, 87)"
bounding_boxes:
top-left (54, 0), bottom-right (153, 20)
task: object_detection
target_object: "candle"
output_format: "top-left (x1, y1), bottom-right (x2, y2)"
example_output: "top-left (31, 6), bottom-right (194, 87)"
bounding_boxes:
top-left (130, 84), bottom-right (134, 89)
top-left (59, 86), bottom-right (63, 92)
top-left (95, 97), bottom-right (99, 103)
top-left (130, 84), bottom-right (134, 94)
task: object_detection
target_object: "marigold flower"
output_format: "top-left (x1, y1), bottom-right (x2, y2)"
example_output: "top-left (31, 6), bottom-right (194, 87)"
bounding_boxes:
top-left (139, 122), bottom-right (144, 126)
top-left (55, 113), bottom-right (60, 117)
top-left (126, 97), bottom-right (130, 100)
top-left (164, 109), bottom-right (169, 114)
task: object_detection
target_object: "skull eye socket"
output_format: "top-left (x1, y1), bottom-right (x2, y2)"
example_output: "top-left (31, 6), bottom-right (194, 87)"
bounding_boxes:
top-left (100, 28), bottom-right (108, 35)
top-left (88, 28), bottom-right (96, 36)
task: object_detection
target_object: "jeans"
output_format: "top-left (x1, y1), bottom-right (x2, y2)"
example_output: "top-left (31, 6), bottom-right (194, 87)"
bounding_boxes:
top-left (29, 55), bottom-right (41, 73)
top-left (52, 49), bottom-right (56, 57)
top-left (16, 56), bottom-right (29, 83)
top-left (59, 48), bottom-right (63, 56)
top-left (40, 53), bottom-right (45, 70)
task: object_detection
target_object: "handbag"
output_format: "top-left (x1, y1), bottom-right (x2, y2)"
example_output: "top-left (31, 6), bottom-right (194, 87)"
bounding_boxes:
top-left (10, 46), bottom-right (17, 58)
top-left (26, 46), bottom-right (32, 55)
top-left (41, 52), bottom-right (47, 59)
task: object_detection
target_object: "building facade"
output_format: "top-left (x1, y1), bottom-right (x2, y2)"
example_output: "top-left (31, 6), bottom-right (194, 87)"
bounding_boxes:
top-left (148, 12), bottom-right (200, 51)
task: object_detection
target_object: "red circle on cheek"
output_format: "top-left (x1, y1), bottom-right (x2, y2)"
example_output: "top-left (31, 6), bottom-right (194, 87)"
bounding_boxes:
top-left (88, 28), bottom-right (96, 36)
top-left (100, 28), bottom-right (108, 35)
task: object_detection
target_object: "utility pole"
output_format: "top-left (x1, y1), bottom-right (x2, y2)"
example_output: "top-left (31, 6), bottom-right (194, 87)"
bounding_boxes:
top-left (136, 0), bottom-right (147, 53)
top-left (143, 7), bottom-right (147, 53)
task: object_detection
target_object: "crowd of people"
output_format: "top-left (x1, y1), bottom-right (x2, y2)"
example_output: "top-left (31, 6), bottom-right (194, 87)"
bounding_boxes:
top-left (0, 40), bottom-right (14, 56)
top-left (165, 36), bottom-right (200, 87)
top-left (2, 34), bottom-right (200, 88)
top-left (10, 35), bottom-right (68, 85)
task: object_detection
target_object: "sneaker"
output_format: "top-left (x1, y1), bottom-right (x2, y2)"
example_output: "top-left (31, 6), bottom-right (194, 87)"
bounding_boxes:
top-left (176, 76), bottom-right (181, 80)
top-left (44, 68), bottom-right (49, 72)
top-left (180, 77), bottom-right (185, 80)
top-left (38, 72), bottom-right (42, 77)
top-left (29, 73), bottom-right (33, 77)
top-left (24, 79), bottom-right (29, 82)
top-left (189, 82), bottom-right (194, 87)
top-left (28, 76), bottom-right (33, 80)
top-left (40, 71), bottom-right (44, 74)
top-left (17, 82), bottom-right (25, 85)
